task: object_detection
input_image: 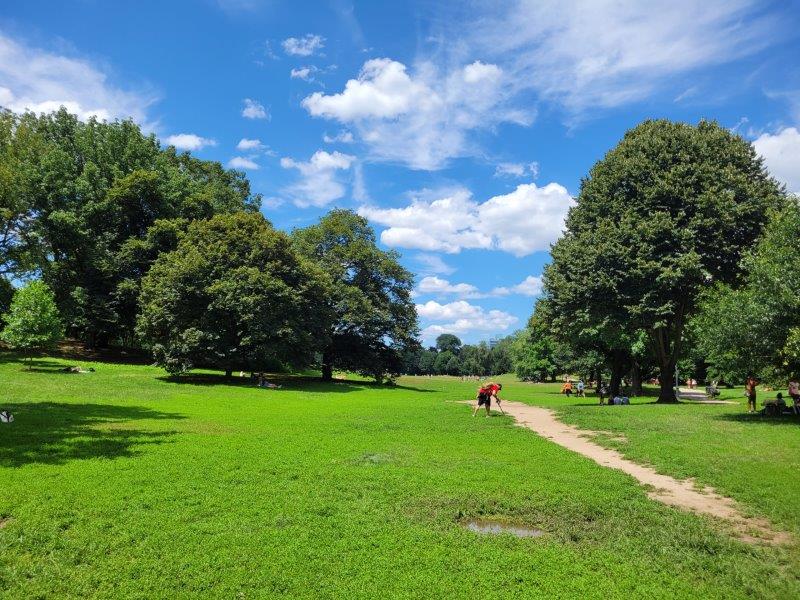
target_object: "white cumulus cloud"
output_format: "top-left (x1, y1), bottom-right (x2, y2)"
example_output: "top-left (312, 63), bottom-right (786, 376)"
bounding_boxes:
top-left (241, 98), bottom-right (269, 119)
top-left (302, 58), bottom-right (527, 169)
top-left (236, 138), bottom-right (264, 151)
top-left (416, 300), bottom-right (518, 339)
top-left (753, 127), bottom-right (800, 194)
top-left (417, 276), bottom-right (480, 298)
top-left (417, 274), bottom-right (543, 299)
top-left (491, 275), bottom-right (543, 297)
top-left (282, 34), bottom-right (325, 57)
top-left (164, 133), bottom-right (216, 151)
top-left (0, 32), bottom-right (155, 124)
top-left (227, 156), bottom-right (259, 170)
top-left (280, 150), bottom-right (355, 207)
top-left (359, 182), bottom-right (573, 257)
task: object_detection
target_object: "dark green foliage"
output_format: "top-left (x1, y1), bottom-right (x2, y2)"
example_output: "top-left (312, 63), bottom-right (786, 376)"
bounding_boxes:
top-left (543, 119), bottom-right (784, 401)
top-left (137, 213), bottom-right (328, 374)
top-left (435, 333), bottom-right (462, 354)
top-left (0, 108), bottom-right (260, 346)
top-left (291, 209), bottom-right (418, 382)
top-left (694, 200), bottom-right (800, 383)
top-left (0, 277), bottom-right (13, 317)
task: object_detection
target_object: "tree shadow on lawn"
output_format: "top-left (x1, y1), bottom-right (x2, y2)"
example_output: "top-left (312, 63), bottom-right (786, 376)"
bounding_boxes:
top-left (157, 372), bottom-right (434, 393)
top-left (0, 402), bottom-right (184, 467)
top-left (715, 413), bottom-right (800, 426)
top-left (0, 356), bottom-right (72, 373)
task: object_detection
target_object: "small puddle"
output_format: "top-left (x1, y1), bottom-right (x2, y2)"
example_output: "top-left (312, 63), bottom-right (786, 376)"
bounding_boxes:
top-left (464, 519), bottom-right (544, 538)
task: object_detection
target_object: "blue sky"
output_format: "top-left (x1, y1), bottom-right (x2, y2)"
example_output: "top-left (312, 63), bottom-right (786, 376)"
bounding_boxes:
top-left (2, 0), bottom-right (799, 344)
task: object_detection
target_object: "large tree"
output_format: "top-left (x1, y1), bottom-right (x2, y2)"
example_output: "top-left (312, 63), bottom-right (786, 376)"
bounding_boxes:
top-left (291, 209), bottom-right (418, 382)
top-left (137, 213), bottom-right (329, 375)
top-left (544, 119), bottom-right (783, 402)
top-left (0, 108), bottom-right (260, 346)
top-left (435, 334), bottom-right (462, 354)
top-left (693, 200), bottom-right (800, 384)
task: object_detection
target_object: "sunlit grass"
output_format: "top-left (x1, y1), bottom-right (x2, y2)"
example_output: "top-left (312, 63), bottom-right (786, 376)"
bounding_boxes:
top-left (1, 357), bottom-right (798, 598)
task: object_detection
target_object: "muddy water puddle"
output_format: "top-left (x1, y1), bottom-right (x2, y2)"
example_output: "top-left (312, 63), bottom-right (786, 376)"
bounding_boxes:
top-left (464, 519), bottom-right (544, 538)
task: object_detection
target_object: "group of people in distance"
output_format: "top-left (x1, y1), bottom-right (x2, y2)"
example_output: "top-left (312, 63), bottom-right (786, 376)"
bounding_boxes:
top-left (471, 376), bottom-right (800, 417)
top-left (747, 376), bottom-right (800, 415)
top-left (560, 379), bottom-right (585, 397)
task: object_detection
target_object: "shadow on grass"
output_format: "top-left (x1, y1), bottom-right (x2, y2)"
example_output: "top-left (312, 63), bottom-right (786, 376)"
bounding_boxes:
top-left (157, 372), bottom-right (434, 393)
top-left (715, 412), bottom-right (800, 426)
top-left (0, 402), bottom-right (184, 467)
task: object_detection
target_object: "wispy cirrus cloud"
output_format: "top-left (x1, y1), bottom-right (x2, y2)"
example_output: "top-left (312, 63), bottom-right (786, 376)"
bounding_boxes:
top-left (282, 34), bottom-right (325, 57)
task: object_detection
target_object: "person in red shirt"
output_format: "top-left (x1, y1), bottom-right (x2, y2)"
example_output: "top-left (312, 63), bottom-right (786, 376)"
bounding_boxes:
top-left (472, 382), bottom-right (504, 417)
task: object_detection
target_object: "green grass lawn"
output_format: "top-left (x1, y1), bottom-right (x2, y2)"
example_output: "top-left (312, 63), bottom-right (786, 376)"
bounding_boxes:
top-left (1, 357), bottom-right (798, 599)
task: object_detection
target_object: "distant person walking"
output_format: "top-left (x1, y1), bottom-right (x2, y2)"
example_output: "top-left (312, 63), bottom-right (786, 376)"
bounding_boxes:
top-left (561, 380), bottom-right (573, 397)
top-left (745, 376), bottom-right (758, 413)
top-left (473, 382), bottom-right (503, 417)
top-left (576, 379), bottom-right (585, 397)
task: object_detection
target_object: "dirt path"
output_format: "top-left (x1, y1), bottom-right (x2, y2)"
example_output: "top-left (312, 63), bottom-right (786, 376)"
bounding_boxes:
top-left (497, 400), bottom-right (790, 545)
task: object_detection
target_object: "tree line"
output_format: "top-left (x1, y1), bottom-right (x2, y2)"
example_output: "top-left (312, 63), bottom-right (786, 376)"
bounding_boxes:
top-left (0, 108), bottom-right (417, 381)
top-left (402, 333), bottom-right (514, 377)
top-left (514, 119), bottom-right (792, 402)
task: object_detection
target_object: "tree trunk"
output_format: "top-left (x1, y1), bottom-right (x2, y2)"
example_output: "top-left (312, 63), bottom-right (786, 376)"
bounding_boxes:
top-left (609, 351), bottom-right (625, 397)
top-left (630, 361), bottom-right (642, 397)
top-left (651, 324), bottom-right (681, 403)
top-left (321, 347), bottom-right (333, 381)
top-left (224, 369), bottom-right (232, 378)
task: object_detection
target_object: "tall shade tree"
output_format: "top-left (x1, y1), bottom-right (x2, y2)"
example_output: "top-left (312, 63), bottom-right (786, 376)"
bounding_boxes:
top-left (1, 280), bottom-right (63, 368)
top-left (137, 213), bottom-right (329, 376)
top-left (693, 200), bottom-right (800, 383)
top-left (0, 108), bottom-right (260, 346)
top-left (435, 333), bottom-right (462, 354)
top-left (544, 119), bottom-right (784, 402)
top-left (291, 209), bottom-right (418, 382)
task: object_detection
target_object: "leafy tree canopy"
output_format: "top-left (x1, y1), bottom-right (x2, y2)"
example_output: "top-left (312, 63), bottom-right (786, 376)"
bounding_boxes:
top-left (0, 108), bottom-right (260, 346)
top-left (291, 209), bottom-right (418, 382)
top-left (137, 213), bottom-right (329, 375)
top-left (1, 280), bottom-right (63, 366)
top-left (543, 119), bottom-right (784, 401)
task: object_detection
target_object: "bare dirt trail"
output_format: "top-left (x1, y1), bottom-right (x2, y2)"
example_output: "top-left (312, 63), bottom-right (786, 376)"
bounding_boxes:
top-left (496, 400), bottom-right (791, 545)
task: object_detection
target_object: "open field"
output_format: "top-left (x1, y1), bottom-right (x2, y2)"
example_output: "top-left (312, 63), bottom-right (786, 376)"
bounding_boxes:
top-left (1, 356), bottom-right (799, 599)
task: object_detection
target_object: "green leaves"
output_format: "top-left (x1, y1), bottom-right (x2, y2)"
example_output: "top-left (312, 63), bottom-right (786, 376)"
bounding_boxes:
top-left (137, 213), bottom-right (329, 374)
top-left (291, 209), bottom-right (418, 381)
top-left (1, 280), bottom-right (63, 358)
top-left (542, 119), bottom-right (783, 398)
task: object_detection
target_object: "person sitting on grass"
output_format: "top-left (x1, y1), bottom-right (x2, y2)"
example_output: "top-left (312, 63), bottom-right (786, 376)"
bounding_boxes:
top-left (561, 380), bottom-right (573, 397)
top-left (472, 382), bottom-right (503, 417)
top-left (762, 392), bottom-right (787, 416)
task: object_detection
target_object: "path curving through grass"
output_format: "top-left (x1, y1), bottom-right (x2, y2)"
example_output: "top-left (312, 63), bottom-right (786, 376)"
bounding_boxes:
top-left (500, 400), bottom-right (791, 545)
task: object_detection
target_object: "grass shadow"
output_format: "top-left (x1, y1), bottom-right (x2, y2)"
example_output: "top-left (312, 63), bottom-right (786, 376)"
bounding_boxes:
top-left (0, 402), bottom-right (185, 467)
top-left (714, 412), bottom-right (800, 426)
top-left (157, 373), bottom-right (435, 394)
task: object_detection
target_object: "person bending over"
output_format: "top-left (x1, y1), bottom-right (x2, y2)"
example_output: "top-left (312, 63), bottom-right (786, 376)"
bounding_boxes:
top-left (473, 382), bottom-right (503, 417)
